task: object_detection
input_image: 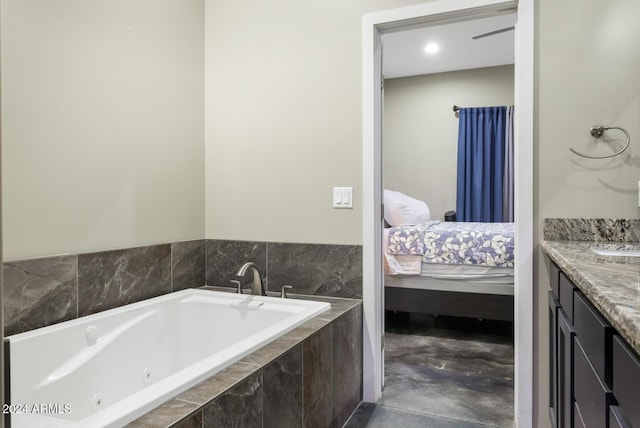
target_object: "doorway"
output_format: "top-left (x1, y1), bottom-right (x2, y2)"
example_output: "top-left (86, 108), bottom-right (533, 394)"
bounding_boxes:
top-left (380, 13), bottom-right (516, 426)
top-left (362, 0), bottom-right (534, 426)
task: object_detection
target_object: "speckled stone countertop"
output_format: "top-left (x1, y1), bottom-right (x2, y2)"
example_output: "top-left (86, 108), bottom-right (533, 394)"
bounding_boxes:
top-left (542, 238), bottom-right (640, 356)
top-left (543, 218), bottom-right (640, 242)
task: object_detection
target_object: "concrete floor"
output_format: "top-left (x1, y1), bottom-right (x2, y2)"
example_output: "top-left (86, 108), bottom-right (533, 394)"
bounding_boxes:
top-left (345, 313), bottom-right (514, 428)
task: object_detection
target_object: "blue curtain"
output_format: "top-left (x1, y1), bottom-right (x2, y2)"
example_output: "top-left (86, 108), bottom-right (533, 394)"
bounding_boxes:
top-left (503, 106), bottom-right (515, 222)
top-left (456, 106), bottom-right (510, 222)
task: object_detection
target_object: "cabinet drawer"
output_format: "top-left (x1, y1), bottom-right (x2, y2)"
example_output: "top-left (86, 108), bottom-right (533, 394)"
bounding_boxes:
top-left (609, 406), bottom-right (633, 428)
top-left (573, 292), bottom-right (614, 387)
top-left (613, 336), bottom-right (640, 427)
top-left (550, 262), bottom-right (561, 299)
top-left (559, 272), bottom-right (576, 321)
top-left (574, 339), bottom-right (613, 428)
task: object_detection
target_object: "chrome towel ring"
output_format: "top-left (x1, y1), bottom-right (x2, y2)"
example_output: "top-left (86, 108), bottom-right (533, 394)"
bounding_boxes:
top-left (569, 125), bottom-right (631, 159)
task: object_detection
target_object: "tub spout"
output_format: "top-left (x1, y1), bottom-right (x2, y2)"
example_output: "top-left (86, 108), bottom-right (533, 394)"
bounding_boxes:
top-left (235, 262), bottom-right (266, 296)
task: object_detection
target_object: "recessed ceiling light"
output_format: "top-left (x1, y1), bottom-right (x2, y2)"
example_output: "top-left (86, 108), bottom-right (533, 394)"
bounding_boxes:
top-left (424, 42), bottom-right (439, 54)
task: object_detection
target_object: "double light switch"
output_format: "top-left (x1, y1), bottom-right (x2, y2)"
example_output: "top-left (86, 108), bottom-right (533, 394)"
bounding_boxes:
top-left (333, 187), bottom-right (353, 209)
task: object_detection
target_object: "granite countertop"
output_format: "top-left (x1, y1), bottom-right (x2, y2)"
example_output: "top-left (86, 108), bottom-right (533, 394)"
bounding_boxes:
top-left (541, 239), bottom-right (640, 355)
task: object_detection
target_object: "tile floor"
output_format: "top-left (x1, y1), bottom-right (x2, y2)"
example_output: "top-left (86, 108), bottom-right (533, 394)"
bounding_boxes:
top-left (345, 312), bottom-right (514, 428)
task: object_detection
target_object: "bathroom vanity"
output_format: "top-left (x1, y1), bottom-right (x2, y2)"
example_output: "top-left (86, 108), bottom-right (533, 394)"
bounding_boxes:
top-left (542, 239), bottom-right (640, 428)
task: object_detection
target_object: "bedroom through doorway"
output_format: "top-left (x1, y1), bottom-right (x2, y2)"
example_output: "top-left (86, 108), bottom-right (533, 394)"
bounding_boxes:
top-left (379, 11), bottom-right (516, 428)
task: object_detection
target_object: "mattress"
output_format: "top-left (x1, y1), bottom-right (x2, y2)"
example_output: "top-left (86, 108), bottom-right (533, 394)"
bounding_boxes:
top-left (385, 262), bottom-right (514, 295)
top-left (418, 262), bottom-right (513, 282)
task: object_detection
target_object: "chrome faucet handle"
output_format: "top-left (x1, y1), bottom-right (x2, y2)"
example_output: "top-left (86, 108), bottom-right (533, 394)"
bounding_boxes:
top-left (280, 285), bottom-right (293, 298)
top-left (230, 280), bottom-right (242, 294)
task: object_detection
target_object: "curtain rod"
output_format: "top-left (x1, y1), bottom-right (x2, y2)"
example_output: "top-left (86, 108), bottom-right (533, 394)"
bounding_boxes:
top-left (453, 104), bottom-right (514, 112)
top-left (453, 104), bottom-right (514, 117)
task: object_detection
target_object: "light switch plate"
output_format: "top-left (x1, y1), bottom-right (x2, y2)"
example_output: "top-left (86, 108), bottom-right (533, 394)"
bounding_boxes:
top-left (333, 187), bottom-right (353, 209)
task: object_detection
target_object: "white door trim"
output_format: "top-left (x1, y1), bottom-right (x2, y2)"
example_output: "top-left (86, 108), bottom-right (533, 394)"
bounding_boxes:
top-left (361, 1), bottom-right (534, 426)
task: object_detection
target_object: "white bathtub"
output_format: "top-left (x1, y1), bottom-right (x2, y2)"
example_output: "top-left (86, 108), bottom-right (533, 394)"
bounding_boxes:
top-left (6, 289), bottom-right (330, 428)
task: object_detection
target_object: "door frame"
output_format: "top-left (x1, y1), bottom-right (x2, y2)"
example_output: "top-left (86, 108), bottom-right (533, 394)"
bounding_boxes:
top-left (361, 0), bottom-right (534, 426)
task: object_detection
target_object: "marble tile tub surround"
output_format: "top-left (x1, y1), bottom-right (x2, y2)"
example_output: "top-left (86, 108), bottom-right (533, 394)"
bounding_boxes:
top-left (544, 218), bottom-right (640, 242)
top-left (206, 239), bottom-right (363, 299)
top-left (4, 238), bottom-right (362, 336)
top-left (127, 290), bottom-right (363, 428)
top-left (3, 254), bottom-right (79, 337)
top-left (3, 240), bottom-right (206, 336)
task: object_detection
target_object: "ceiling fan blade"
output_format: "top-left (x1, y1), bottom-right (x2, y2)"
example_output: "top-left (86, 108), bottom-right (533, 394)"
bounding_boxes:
top-left (472, 26), bottom-right (515, 40)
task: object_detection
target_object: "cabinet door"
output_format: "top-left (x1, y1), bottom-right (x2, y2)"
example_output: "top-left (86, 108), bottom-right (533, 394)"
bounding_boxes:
top-left (549, 292), bottom-right (561, 427)
top-left (610, 406), bottom-right (633, 428)
top-left (574, 338), bottom-right (614, 427)
top-left (574, 292), bottom-right (614, 388)
top-left (558, 308), bottom-right (575, 428)
top-left (613, 336), bottom-right (640, 427)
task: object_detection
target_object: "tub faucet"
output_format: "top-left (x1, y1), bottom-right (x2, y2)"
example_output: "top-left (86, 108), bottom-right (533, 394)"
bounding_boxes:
top-left (235, 262), bottom-right (267, 296)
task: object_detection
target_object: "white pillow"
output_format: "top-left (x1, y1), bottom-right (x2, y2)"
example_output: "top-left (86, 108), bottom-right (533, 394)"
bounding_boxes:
top-left (383, 189), bottom-right (430, 226)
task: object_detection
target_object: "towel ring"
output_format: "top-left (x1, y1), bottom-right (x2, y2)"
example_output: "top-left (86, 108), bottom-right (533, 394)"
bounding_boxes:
top-left (569, 125), bottom-right (630, 159)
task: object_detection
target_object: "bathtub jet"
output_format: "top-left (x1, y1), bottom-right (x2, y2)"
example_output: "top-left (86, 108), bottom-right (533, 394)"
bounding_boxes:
top-left (6, 289), bottom-right (330, 428)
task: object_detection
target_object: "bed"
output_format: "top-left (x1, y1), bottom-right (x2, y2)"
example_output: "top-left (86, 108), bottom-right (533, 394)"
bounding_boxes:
top-left (384, 221), bottom-right (515, 322)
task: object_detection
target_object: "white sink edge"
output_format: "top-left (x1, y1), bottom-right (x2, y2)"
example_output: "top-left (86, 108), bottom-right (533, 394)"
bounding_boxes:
top-left (590, 248), bottom-right (640, 257)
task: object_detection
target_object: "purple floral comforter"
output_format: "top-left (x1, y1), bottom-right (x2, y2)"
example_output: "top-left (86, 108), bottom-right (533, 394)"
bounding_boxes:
top-left (386, 221), bottom-right (514, 267)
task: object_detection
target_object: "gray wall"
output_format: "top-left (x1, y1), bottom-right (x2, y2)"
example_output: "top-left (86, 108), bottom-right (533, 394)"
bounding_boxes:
top-left (535, 0), bottom-right (640, 426)
top-left (203, 0), bottom-right (426, 246)
top-left (383, 65), bottom-right (514, 220)
top-left (1, 0), bottom-right (205, 260)
top-left (1, 1), bottom-right (427, 256)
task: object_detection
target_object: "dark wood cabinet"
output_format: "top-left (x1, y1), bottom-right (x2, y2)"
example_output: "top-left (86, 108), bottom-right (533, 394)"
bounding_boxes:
top-left (548, 261), bottom-right (640, 428)
top-left (549, 292), bottom-right (561, 427)
top-left (550, 262), bottom-right (561, 300)
top-left (558, 307), bottom-right (575, 428)
top-left (613, 337), bottom-right (640, 427)
top-left (559, 272), bottom-right (576, 322)
top-left (610, 406), bottom-right (633, 428)
top-left (573, 338), bottom-right (614, 427)
top-left (573, 292), bottom-right (614, 387)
